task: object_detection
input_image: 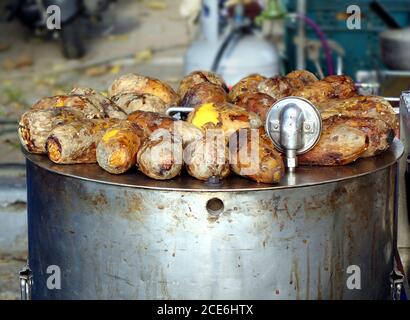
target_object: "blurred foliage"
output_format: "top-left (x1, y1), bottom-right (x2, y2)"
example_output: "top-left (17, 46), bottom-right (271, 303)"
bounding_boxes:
top-left (1, 86), bottom-right (28, 107)
top-left (146, 1), bottom-right (167, 11)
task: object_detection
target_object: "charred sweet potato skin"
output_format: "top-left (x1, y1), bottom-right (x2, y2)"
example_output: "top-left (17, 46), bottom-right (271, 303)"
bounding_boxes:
top-left (228, 74), bottom-right (266, 103)
top-left (180, 82), bottom-right (227, 109)
top-left (127, 110), bottom-right (202, 147)
top-left (292, 75), bottom-right (357, 104)
top-left (286, 70), bottom-right (318, 85)
top-left (318, 95), bottom-right (398, 131)
top-left (317, 95), bottom-right (397, 158)
top-left (111, 93), bottom-right (168, 115)
top-left (46, 119), bottom-right (120, 164)
top-left (96, 121), bottom-right (145, 174)
top-left (234, 92), bottom-right (276, 122)
top-left (31, 89), bottom-right (126, 120)
top-left (319, 116), bottom-right (394, 158)
top-left (187, 102), bottom-right (262, 138)
top-left (137, 129), bottom-right (183, 180)
top-left (18, 107), bottom-right (85, 154)
top-left (229, 128), bottom-right (284, 184)
top-left (127, 110), bottom-right (175, 135)
top-left (31, 95), bottom-right (105, 119)
top-left (298, 118), bottom-right (369, 166)
top-left (108, 74), bottom-right (179, 106)
top-left (184, 133), bottom-right (230, 181)
top-left (256, 74), bottom-right (357, 104)
top-left (69, 87), bottom-right (127, 119)
top-left (178, 70), bottom-right (228, 103)
top-left (257, 76), bottom-right (300, 100)
top-left (231, 71), bottom-right (315, 103)
top-left (172, 120), bottom-right (203, 148)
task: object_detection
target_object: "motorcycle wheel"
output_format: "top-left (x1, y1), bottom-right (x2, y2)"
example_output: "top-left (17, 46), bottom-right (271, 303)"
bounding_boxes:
top-left (60, 18), bottom-right (86, 59)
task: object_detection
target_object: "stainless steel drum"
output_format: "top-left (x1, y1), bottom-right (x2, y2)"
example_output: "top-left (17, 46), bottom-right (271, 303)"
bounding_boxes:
top-left (24, 139), bottom-right (403, 300)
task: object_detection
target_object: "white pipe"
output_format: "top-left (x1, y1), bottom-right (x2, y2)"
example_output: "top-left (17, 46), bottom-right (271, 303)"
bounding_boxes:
top-left (202, 0), bottom-right (219, 42)
top-left (336, 55), bottom-right (343, 75)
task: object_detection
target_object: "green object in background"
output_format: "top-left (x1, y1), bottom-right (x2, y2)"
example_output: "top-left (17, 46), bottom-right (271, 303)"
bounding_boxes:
top-left (256, 0), bottom-right (287, 25)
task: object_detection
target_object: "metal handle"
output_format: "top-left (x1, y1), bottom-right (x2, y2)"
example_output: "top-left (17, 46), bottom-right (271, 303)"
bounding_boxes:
top-left (19, 265), bottom-right (32, 300)
top-left (166, 106), bottom-right (194, 117)
top-left (279, 103), bottom-right (304, 172)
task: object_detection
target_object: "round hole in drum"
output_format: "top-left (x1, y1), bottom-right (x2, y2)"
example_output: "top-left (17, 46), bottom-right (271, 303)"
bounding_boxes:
top-left (206, 198), bottom-right (224, 216)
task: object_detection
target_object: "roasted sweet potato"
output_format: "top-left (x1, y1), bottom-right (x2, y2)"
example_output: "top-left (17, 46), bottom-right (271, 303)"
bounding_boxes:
top-left (69, 87), bottom-right (127, 119)
top-left (184, 131), bottom-right (230, 181)
top-left (111, 92), bottom-right (168, 115)
top-left (317, 95), bottom-right (397, 157)
top-left (108, 74), bottom-right (179, 106)
top-left (252, 70), bottom-right (316, 102)
top-left (257, 76), bottom-right (304, 100)
top-left (18, 107), bottom-right (85, 154)
top-left (32, 88), bottom-right (126, 119)
top-left (127, 110), bottom-right (202, 147)
top-left (180, 82), bottom-right (227, 109)
top-left (137, 129), bottom-right (183, 180)
top-left (292, 75), bottom-right (357, 104)
top-left (229, 128), bottom-right (284, 184)
top-left (96, 121), bottom-right (146, 174)
top-left (172, 120), bottom-right (204, 147)
top-left (234, 92), bottom-right (276, 122)
top-left (127, 110), bottom-right (174, 135)
top-left (323, 116), bottom-right (394, 158)
top-left (298, 120), bottom-right (368, 166)
top-left (19, 70), bottom-right (398, 185)
top-left (286, 70), bottom-right (318, 85)
top-left (31, 95), bottom-right (106, 119)
top-left (318, 95), bottom-right (398, 131)
top-left (257, 73), bottom-right (356, 104)
top-left (178, 70), bottom-right (227, 102)
top-left (46, 119), bottom-right (120, 164)
top-left (228, 74), bottom-right (266, 103)
top-left (187, 102), bottom-right (262, 138)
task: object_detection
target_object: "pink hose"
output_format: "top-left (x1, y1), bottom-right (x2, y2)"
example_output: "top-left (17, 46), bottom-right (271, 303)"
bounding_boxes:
top-left (296, 14), bottom-right (335, 76)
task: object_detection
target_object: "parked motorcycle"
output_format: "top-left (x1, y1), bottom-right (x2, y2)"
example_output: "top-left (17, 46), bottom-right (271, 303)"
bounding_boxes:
top-left (2, 0), bottom-right (115, 59)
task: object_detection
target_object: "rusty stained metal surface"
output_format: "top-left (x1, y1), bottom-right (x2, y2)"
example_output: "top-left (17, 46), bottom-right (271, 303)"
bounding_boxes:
top-left (26, 158), bottom-right (396, 299)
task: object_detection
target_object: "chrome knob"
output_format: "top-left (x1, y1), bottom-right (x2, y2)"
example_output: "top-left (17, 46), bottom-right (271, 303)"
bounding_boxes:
top-left (265, 97), bottom-right (322, 172)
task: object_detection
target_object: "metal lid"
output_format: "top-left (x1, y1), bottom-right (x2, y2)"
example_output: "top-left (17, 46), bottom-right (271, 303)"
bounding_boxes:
top-left (23, 139), bottom-right (403, 192)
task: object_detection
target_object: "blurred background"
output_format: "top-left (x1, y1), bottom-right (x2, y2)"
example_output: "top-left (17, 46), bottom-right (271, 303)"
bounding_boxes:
top-left (1, 0), bottom-right (410, 299)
